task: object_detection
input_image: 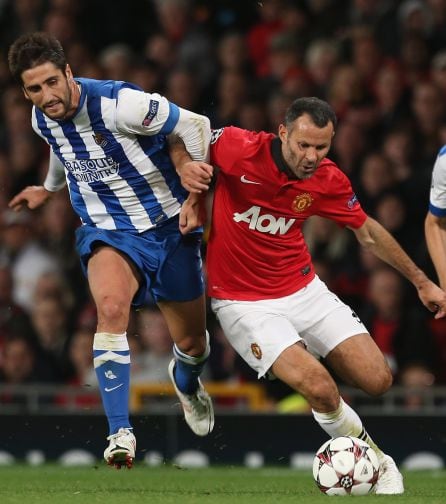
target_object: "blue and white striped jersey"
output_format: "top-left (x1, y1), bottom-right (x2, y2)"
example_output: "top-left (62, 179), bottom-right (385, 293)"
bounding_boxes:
top-left (32, 78), bottom-right (204, 232)
top-left (429, 145), bottom-right (446, 217)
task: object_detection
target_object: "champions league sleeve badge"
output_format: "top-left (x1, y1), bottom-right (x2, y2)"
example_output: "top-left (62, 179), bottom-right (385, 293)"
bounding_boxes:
top-left (142, 100), bottom-right (159, 127)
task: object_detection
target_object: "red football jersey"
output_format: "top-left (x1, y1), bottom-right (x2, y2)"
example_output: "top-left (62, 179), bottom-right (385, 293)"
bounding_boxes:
top-left (207, 126), bottom-right (367, 300)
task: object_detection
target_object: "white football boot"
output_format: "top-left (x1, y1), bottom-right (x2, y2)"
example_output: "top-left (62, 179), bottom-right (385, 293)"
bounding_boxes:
top-left (375, 454), bottom-right (404, 494)
top-left (104, 427), bottom-right (136, 469)
top-left (168, 359), bottom-right (214, 436)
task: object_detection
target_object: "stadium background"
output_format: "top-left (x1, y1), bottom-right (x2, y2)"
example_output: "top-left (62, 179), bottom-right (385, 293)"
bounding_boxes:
top-left (0, 0), bottom-right (445, 467)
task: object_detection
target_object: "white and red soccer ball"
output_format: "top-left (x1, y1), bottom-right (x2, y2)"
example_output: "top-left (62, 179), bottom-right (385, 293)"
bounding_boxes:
top-left (313, 436), bottom-right (380, 496)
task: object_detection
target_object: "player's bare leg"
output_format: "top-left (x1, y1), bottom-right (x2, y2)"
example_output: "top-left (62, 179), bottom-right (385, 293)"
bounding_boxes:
top-left (325, 334), bottom-right (404, 494)
top-left (158, 294), bottom-right (214, 436)
top-left (88, 246), bottom-right (139, 469)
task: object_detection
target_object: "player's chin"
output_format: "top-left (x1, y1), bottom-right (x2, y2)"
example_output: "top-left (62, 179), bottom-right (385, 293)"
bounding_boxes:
top-left (43, 104), bottom-right (65, 120)
top-left (299, 170), bottom-right (315, 179)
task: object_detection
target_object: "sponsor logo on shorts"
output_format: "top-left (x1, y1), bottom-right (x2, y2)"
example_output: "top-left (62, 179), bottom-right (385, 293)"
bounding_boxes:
top-left (292, 193), bottom-right (313, 212)
top-left (251, 343), bottom-right (262, 360)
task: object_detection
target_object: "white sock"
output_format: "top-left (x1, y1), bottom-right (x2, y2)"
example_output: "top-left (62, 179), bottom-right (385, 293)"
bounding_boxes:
top-left (312, 398), bottom-right (384, 461)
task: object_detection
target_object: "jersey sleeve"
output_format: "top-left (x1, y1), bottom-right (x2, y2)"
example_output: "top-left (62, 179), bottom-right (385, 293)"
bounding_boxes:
top-left (429, 149), bottom-right (446, 217)
top-left (43, 150), bottom-right (67, 192)
top-left (210, 126), bottom-right (255, 173)
top-left (115, 88), bottom-right (179, 136)
top-left (316, 167), bottom-right (367, 228)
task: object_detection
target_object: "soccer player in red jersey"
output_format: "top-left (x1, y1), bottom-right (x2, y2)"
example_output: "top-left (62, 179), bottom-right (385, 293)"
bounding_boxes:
top-left (171, 97), bottom-right (446, 494)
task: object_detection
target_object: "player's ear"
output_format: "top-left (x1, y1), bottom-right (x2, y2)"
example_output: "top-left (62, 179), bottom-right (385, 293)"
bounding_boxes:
top-left (22, 87), bottom-right (31, 101)
top-left (278, 124), bottom-right (287, 142)
top-left (65, 64), bottom-right (73, 80)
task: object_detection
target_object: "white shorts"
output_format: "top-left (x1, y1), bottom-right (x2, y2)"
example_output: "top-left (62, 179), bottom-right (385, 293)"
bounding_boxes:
top-left (211, 276), bottom-right (368, 378)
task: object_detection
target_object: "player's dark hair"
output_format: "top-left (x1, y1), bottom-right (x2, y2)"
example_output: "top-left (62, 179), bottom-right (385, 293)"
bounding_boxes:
top-left (8, 32), bottom-right (66, 84)
top-left (285, 97), bottom-right (337, 130)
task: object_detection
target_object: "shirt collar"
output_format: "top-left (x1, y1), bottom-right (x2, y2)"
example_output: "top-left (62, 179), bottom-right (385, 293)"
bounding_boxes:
top-left (270, 137), bottom-right (298, 180)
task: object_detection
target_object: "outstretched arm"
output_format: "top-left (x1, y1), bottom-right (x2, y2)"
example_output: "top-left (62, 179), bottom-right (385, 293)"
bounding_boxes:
top-left (9, 150), bottom-right (66, 211)
top-left (425, 212), bottom-right (446, 290)
top-left (351, 216), bottom-right (446, 318)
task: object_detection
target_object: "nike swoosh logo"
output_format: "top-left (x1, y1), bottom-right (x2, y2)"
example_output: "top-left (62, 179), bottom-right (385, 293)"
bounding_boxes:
top-left (104, 383), bottom-right (124, 392)
top-left (240, 175), bottom-right (261, 185)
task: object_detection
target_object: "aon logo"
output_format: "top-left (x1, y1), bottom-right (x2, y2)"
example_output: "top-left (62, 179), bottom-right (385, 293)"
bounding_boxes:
top-left (233, 205), bottom-right (295, 235)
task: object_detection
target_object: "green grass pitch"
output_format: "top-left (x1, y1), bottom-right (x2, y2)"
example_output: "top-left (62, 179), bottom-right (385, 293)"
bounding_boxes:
top-left (0, 466), bottom-right (444, 503)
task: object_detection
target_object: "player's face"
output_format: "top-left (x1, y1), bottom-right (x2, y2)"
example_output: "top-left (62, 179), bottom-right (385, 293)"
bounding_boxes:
top-left (279, 114), bottom-right (334, 180)
top-left (21, 62), bottom-right (79, 120)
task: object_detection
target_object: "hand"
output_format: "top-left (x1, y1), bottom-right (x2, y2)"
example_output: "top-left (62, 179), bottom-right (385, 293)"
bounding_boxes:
top-left (178, 161), bottom-right (213, 193)
top-left (179, 194), bottom-right (206, 235)
top-left (8, 186), bottom-right (52, 211)
top-left (417, 279), bottom-right (446, 319)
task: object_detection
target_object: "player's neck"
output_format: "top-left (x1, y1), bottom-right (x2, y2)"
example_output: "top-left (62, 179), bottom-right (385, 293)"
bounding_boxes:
top-left (64, 79), bottom-right (81, 120)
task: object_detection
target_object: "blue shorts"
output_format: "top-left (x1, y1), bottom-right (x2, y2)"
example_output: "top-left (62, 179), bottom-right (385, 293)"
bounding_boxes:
top-left (75, 216), bottom-right (204, 306)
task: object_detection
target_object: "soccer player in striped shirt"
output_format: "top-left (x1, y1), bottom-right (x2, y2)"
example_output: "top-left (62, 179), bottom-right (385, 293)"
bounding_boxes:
top-left (8, 32), bottom-right (215, 469)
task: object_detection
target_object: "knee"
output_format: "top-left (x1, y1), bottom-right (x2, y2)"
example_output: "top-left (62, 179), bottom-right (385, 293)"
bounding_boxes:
top-left (176, 334), bottom-right (207, 357)
top-left (363, 367), bottom-right (393, 396)
top-left (96, 295), bottom-right (129, 325)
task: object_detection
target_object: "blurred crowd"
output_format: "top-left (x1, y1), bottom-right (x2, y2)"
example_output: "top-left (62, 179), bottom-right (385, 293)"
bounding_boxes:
top-left (0, 0), bottom-right (445, 410)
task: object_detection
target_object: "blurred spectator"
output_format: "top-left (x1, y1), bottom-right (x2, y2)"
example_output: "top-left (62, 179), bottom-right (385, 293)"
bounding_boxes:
top-left (0, 265), bottom-right (34, 360)
top-left (154, 0), bottom-right (216, 86)
top-left (266, 91), bottom-right (293, 132)
top-left (399, 32), bottom-right (431, 86)
top-left (0, 0), bottom-right (45, 47)
top-left (41, 8), bottom-right (78, 47)
top-left (164, 67), bottom-right (201, 111)
top-left (132, 306), bottom-right (178, 383)
top-left (327, 64), bottom-right (367, 121)
top-left (30, 296), bottom-right (71, 380)
top-left (209, 70), bottom-right (248, 127)
top-left (246, 0), bottom-right (285, 77)
top-left (398, 362), bottom-right (436, 410)
top-left (99, 43), bottom-right (134, 81)
top-left (430, 49), bottom-right (446, 94)
top-left (37, 190), bottom-right (83, 297)
top-left (372, 61), bottom-right (411, 137)
top-left (0, 334), bottom-right (40, 384)
top-left (305, 38), bottom-right (340, 99)
top-left (359, 267), bottom-right (436, 376)
top-left (0, 209), bottom-right (58, 313)
top-left (331, 119), bottom-right (368, 175)
top-left (65, 327), bottom-right (95, 387)
top-left (130, 60), bottom-right (160, 93)
top-left (374, 191), bottom-right (420, 260)
top-left (238, 101), bottom-right (269, 132)
top-left (356, 152), bottom-right (396, 214)
top-left (410, 81), bottom-right (445, 171)
top-left (217, 31), bottom-right (251, 74)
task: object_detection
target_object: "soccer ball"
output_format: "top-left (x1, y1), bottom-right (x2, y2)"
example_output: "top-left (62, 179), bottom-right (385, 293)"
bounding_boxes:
top-left (313, 436), bottom-right (380, 496)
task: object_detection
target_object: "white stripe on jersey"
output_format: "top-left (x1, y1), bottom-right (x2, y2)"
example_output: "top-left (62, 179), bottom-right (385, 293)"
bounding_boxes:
top-left (75, 184), bottom-right (116, 230)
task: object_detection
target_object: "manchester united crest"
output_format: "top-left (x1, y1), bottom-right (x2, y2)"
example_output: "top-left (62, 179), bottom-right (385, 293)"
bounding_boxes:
top-left (292, 193), bottom-right (313, 213)
top-left (251, 343), bottom-right (262, 360)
